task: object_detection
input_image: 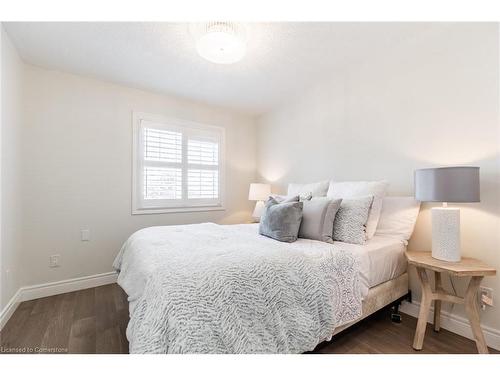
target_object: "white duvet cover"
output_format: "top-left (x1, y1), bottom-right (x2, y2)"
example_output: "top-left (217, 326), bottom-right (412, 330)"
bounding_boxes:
top-left (113, 223), bottom-right (365, 353)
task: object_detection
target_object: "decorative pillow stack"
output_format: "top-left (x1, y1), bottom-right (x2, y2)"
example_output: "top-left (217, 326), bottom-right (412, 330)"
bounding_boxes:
top-left (260, 181), bottom-right (340, 243)
top-left (259, 180), bottom-right (390, 245)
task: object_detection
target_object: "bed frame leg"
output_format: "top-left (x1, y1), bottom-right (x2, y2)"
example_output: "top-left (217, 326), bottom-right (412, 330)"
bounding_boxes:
top-left (391, 302), bottom-right (402, 323)
top-left (390, 291), bottom-right (411, 324)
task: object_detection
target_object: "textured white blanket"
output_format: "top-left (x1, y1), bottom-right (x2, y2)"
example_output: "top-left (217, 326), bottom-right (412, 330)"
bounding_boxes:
top-left (113, 223), bottom-right (363, 353)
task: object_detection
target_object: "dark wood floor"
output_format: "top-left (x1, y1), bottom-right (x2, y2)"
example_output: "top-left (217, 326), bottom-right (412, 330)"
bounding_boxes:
top-left (0, 284), bottom-right (129, 354)
top-left (0, 283), bottom-right (497, 354)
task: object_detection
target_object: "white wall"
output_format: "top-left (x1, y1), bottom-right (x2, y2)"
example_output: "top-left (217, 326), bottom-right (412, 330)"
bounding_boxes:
top-left (18, 65), bottom-right (256, 288)
top-left (257, 23), bottom-right (500, 332)
top-left (1, 26), bottom-right (24, 310)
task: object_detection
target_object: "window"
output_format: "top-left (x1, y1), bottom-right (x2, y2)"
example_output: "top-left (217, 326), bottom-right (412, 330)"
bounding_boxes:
top-left (132, 112), bottom-right (225, 214)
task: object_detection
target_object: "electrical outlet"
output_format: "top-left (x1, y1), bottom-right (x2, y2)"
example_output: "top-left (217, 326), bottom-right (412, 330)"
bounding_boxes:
top-left (49, 254), bottom-right (61, 268)
top-left (479, 286), bottom-right (493, 310)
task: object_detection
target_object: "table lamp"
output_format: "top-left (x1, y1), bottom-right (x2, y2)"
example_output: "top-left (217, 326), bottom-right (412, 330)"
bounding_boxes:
top-left (248, 183), bottom-right (271, 221)
top-left (414, 166), bottom-right (480, 262)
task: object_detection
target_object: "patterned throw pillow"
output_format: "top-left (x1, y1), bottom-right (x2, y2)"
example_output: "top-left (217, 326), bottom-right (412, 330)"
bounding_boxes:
top-left (333, 196), bottom-right (373, 244)
top-left (327, 180), bottom-right (389, 240)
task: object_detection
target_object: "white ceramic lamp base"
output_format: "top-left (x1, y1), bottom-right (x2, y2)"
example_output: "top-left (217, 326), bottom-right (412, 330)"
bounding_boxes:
top-left (252, 200), bottom-right (265, 222)
top-left (431, 206), bottom-right (461, 262)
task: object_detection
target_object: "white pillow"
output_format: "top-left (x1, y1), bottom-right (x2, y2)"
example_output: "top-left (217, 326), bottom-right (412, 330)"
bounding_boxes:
top-left (327, 180), bottom-right (389, 239)
top-left (375, 196), bottom-right (421, 243)
top-left (287, 181), bottom-right (329, 197)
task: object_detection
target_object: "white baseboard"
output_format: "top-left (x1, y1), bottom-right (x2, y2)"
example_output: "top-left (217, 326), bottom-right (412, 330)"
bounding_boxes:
top-left (0, 271), bottom-right (118, 330)
top-left (400, 300), bottom-right (500, 351)
top-left (0, 289), bottom-right (22, 331)
top-left (18, 271), bottom-right (118, 302)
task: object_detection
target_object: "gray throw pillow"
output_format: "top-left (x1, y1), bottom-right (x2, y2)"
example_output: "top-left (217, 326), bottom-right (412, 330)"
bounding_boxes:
top-left (299, 198), bottom-right (343, 243)
top-left (333, 196), bottom-right (374, 244)
top-left (259, 197), bottom-right (303, 243)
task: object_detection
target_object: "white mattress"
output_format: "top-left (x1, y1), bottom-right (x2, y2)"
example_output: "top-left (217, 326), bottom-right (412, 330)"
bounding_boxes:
top-left (333, 235), bottom-right (407, 289)
top-left (241, 224), bottom-right (407, 298)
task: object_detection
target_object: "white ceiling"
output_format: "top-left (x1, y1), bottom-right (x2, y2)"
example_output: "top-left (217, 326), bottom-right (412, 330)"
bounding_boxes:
top-left (4, 22), bottom-right (445, 115)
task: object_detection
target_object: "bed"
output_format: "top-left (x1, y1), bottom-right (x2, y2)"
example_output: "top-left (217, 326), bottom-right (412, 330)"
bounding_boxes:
top-left (113, 222), bottom-right (409, 354)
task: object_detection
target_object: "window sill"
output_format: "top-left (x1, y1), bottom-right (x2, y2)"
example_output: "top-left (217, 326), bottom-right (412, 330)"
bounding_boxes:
top-left (132, 206), bottom-right (226, 215)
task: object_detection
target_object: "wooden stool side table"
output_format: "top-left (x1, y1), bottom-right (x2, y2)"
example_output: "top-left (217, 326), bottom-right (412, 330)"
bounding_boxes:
top-left (405, 251), bottom-right (496, 354)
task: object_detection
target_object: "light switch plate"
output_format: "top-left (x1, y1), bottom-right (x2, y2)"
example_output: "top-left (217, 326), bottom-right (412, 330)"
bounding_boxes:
top-left (81, 229), bottom-right (90, 241)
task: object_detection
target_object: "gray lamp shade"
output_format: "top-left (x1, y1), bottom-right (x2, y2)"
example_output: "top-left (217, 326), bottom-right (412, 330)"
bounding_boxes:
top-left (414, 166), bottom-right (480, 203)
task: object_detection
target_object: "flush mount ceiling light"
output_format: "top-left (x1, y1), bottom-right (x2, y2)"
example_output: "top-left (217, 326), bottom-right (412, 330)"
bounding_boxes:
top-left (193, 22), bottom-right (246, 64)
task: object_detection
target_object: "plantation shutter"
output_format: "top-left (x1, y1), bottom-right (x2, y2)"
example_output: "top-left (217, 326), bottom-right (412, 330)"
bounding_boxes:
top-left (136, 118), bottom-right (223, 212)
top-left (143, 127), bottom-right (183, 200)
top-left (187, 137), bottom-right (219, 199)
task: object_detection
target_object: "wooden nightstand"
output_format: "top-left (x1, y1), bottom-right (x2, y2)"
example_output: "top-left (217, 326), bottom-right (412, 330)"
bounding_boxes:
top-left (405, 251), bottom-right (496, 354)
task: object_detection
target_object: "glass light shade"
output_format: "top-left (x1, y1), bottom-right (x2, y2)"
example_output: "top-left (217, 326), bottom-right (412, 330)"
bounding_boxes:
top-left (195, 22), bottom-right (246, 64)
top-left (248, 183), bottom-right (271, 201)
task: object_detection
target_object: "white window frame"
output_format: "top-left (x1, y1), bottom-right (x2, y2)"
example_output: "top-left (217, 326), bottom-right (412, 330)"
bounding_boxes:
top-left (132, 111), bottom-right (226, 215)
